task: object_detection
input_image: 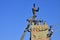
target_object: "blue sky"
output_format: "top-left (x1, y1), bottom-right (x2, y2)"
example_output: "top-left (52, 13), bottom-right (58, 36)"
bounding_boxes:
top-left (0, 0), bottom-right (60, 40)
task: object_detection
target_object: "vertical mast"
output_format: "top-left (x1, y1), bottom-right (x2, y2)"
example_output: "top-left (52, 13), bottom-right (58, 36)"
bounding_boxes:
top-left (27, 3), bottom-right (39, 25)
top-left (32, 3), bottom-right (39, 21)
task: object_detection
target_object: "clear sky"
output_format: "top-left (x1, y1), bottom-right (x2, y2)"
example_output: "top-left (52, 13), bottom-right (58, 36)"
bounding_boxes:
top-left (0, 0), bottom-right (60, 40)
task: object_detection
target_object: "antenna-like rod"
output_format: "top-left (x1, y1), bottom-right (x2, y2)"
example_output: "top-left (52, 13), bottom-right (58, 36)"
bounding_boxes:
top-left (27, 3), bottom-right (39, 25)
top-left (32, 3), bottom-right (39, 20)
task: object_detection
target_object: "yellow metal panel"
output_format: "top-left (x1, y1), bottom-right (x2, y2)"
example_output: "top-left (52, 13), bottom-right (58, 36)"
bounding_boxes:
top-left (30, 23), bottom-right (49, 40)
